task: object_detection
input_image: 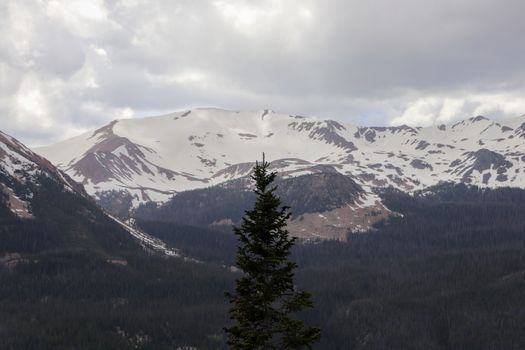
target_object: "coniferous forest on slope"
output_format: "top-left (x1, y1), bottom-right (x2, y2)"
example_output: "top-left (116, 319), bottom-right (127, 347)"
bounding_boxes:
top-left (2, 183), bottom-right (525, 349)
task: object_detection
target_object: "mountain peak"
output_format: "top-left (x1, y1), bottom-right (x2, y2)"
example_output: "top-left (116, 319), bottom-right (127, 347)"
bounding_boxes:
top-left (469, 115), bottom-right (490, 123)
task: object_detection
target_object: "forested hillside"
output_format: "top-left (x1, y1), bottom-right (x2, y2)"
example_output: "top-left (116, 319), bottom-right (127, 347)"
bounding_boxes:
top-left (135, 172), bottom-right (386, 239)
top-left (3, 183), bottom-right (525, 349)
top-left (0, 132), bottom-right (233, 349)
top-left (0, 178), bottom-right (234, 349)
top-left (141, 184), bottom-right (525, 349)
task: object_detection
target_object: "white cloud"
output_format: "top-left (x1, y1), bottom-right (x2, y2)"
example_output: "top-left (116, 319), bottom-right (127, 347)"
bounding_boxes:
top-left (391, 93), bottom-right (525, 127)
top-left (213, 0), bottom-right (280, 35)
top-left (16, 88), bottom-right (49, 126)
top-left (391, 97), bottom-right (465, 126)
top-left (0, 0), bottom-right (525, 146)
top-left (45, 0), bottom-right (113, 37)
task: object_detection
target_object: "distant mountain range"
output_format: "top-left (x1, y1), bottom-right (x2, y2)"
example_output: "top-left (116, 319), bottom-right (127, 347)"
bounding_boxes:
top-left (31, 108), bottom-right (525, 239)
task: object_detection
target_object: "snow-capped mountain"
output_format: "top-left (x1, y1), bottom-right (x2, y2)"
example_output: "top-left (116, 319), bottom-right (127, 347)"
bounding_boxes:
top-left (36, 108), bottom-right (525, 213)
top-left (0, 130), bottom-right (176, 255)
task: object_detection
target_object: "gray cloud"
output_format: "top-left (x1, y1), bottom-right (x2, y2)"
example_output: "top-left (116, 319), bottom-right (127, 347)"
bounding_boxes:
top-left (1, 0), bottom-right (525, 146)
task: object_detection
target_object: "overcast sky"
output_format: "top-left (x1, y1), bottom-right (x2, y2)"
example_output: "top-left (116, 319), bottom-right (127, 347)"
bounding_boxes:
top-left (1, 0), bottom-right (525, 146)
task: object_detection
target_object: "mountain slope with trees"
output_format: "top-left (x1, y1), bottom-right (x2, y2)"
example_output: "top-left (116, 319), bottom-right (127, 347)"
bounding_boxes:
top-left (140, 184), bottom-right (525, 349)
top-left (135, 172), bottom-right (388, 240)
top-left (0, 130), bottom-right (233, 349)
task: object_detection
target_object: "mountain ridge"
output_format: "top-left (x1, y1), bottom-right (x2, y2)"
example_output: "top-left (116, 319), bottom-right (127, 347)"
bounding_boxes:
top-left (35, 109), bottom-right (525, 214)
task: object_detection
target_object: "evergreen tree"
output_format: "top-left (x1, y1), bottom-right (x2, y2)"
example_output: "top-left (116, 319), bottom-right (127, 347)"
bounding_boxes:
top-left (225, 155), bottom-right (321, 349)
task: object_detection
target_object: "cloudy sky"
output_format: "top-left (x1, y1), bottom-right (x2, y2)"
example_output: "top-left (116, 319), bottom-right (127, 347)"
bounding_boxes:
top-left (1, 0), bottom-right (525, 146)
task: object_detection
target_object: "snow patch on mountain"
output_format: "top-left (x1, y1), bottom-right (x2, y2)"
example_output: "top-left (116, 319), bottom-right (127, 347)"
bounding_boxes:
top-left (108, 215), bottom-right (180, 257)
